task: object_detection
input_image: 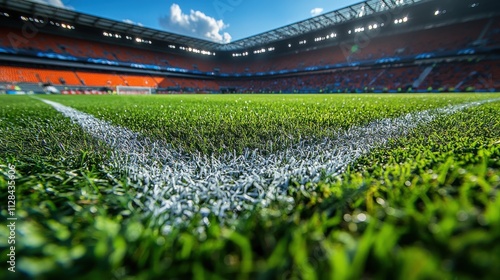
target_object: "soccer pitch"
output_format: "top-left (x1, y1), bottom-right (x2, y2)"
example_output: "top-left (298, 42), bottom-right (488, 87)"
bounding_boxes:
top-left (1, 93), bottom-right (500, 279)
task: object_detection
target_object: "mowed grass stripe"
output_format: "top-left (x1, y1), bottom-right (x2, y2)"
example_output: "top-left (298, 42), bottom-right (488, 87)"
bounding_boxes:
top-left (43, 94), bottom-right (499, 155)
top-left (38, 98), bottom-right (500, 231)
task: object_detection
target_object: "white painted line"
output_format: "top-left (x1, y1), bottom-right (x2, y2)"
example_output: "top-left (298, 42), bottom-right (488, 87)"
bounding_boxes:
top-left (40, 98), bottom-right (498, 232)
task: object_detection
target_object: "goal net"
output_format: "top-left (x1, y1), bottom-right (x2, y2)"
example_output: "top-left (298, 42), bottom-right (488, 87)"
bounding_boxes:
top-left (116, 86), bottom-right (153, 95)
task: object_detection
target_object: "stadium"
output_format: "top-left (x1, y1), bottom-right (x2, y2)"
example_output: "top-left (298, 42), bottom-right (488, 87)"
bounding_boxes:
top-left (1, 0), bottom-right (500, 278)
top-left (0, 0), bottom-right (499, 94)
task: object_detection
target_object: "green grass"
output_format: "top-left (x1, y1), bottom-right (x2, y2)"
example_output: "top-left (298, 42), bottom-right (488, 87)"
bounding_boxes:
top-left (1, 93), bottom-right (499, 279)
top-left (43, 94), bottom-right (498, 155)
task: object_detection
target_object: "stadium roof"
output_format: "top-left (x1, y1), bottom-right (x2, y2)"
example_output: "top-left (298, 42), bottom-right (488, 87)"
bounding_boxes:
top-left (221, 0), bottom-right (427, 51)
top-left (1, 0), bottom-right (427, 51)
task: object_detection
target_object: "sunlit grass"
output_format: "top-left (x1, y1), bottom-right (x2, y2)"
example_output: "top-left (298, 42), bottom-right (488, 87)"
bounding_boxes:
top-left (0, 93), bottom-right (499, 279)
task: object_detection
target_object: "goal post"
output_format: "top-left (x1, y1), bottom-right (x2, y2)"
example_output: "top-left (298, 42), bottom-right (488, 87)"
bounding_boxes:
top-left (116, 86), bottom-right (153, 95)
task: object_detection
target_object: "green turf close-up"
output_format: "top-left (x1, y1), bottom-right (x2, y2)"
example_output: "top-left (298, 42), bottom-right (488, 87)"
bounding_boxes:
top-left (1, 93), bottom-right (500, 279)
top-left (39, 93), bottom-right (500, 155)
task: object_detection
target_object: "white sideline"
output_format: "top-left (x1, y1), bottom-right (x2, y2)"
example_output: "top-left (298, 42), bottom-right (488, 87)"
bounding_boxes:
top-left (40, 98), bottom-right (498, 232)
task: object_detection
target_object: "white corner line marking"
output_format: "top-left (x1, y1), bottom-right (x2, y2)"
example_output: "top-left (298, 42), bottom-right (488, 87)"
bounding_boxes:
top-left (39, 98), bottom-right (499, 232)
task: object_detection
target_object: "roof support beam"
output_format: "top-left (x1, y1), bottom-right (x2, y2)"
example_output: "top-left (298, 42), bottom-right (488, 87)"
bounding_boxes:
top-left (365, 2), bottom-right (376, 13)
top-left (381, 0), bottom-right (391, 9)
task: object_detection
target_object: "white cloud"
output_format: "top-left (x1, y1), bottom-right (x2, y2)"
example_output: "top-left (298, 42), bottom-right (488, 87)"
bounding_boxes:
top-left (159, 3), bottom-right (232, 44)
top-left (28, 0), bottom-right (73, 10)
top-left (123, 19), bottom-right (144, 27)
top-left (310, 7), bottom-right (324, 16)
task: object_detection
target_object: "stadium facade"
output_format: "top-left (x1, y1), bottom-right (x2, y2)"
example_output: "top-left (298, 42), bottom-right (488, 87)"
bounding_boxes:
top-left (0, 0), bottom-right (499, 94)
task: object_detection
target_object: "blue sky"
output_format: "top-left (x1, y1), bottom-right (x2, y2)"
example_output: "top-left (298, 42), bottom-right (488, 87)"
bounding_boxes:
top-left (31, 0), bottom-right (360, 43)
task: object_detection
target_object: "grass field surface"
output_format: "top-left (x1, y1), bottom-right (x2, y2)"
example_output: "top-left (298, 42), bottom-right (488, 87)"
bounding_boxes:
top-left (1, 93), bottom-right (500, 279)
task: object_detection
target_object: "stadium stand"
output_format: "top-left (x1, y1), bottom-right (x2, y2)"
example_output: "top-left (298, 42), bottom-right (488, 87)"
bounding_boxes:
top-left (226, 18), bottom-right (491, 74)
top-left (0, 27), bottom-right (217, 71)
top-left (1, 62), bottom-right (496, 94)
top-left (0, 66), bottom-right (123, 87)
top-left (485, 17), bottom-right (500, 46)
top-left (218, 60), bottom-right (499, 94)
